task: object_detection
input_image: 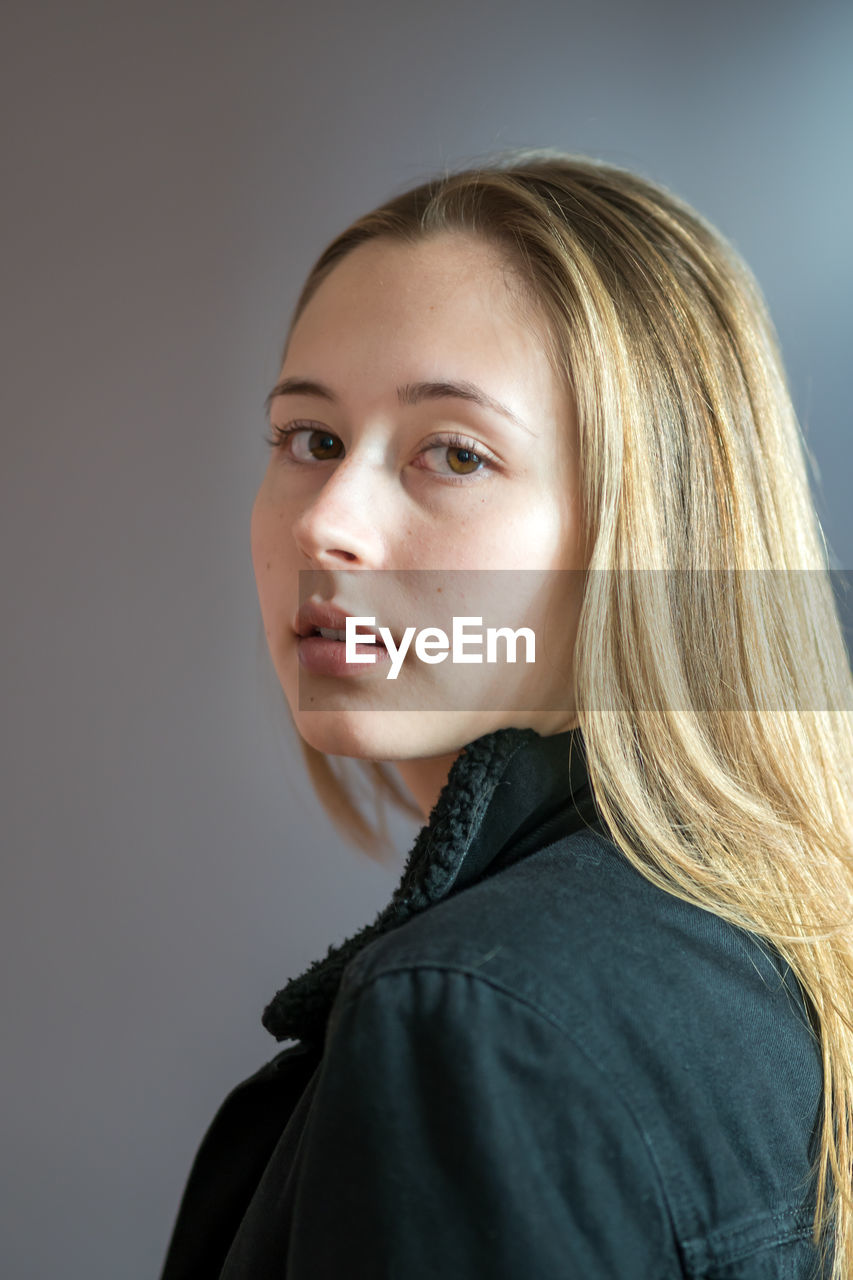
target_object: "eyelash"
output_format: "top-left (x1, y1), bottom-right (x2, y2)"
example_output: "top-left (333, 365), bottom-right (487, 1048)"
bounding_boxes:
top-left (263, 420), bottom-right (498, 482)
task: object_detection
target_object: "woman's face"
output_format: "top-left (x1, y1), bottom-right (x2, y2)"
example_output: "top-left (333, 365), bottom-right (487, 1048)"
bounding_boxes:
top-left (251, 230), bottom-right (585, 767)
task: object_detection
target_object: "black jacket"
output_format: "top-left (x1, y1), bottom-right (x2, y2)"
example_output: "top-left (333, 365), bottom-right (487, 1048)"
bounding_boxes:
top-left (159, 726), bottom-right (827, 1278)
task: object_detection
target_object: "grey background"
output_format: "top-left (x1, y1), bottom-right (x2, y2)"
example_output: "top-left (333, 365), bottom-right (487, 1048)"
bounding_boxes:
top-left (3, 0), bottom-right (850, 1276)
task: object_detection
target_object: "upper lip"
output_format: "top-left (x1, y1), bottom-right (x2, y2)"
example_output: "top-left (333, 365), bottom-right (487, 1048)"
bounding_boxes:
top-left (294, 601), bottom-right (392, 643)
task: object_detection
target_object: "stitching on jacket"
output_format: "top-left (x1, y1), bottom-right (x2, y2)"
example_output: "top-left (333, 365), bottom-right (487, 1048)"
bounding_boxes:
top-left (681, 1213), bottom-right (816, 1271)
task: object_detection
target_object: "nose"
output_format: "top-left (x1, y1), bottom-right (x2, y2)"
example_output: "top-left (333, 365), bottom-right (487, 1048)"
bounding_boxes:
top-left (291, 454), bottom-right (388, 568)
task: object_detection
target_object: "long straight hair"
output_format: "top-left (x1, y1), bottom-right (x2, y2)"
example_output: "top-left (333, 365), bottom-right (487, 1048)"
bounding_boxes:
top-left (271, 151), bottom-right (853, 1276)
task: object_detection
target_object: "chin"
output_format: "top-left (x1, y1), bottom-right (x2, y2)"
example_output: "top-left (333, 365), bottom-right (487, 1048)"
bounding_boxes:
top-left (288, 707), bottom-right (508, 763)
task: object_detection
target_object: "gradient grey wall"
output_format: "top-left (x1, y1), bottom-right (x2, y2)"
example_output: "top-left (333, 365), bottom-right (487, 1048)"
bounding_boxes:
top-left (3, 1), bottom-right (851, 1276)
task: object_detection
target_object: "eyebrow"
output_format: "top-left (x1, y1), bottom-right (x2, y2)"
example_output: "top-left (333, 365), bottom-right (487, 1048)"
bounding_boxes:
top-left (263, 376), bottom-right (534, 436)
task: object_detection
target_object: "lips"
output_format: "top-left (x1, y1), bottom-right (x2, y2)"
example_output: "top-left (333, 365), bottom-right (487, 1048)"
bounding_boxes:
top-left (293, 601), bottom-right (396, 679)
top-left (293, 601), bottom-right (389, 645)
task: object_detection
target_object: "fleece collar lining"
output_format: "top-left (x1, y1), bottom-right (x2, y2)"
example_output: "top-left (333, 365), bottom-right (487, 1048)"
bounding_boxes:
top-left (262, 724), bottom-right (596, 1046)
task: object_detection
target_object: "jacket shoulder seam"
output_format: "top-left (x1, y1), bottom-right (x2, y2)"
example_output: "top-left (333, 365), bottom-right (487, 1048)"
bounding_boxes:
top-left (334, 959), bottom-right (684, 1261)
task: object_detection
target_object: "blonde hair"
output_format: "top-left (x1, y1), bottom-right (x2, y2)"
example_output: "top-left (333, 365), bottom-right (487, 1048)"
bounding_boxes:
top-left (271, 150), bottom-right (853, 1275)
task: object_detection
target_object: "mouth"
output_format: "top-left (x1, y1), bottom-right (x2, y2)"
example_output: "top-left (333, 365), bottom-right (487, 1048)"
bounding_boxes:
top-left (296, 626), bottom-right (393, 678)
top-left (293, 599), bottom-right (398, 647)
top-left (298, 601), bottom-right (361, 632)
top-left (304, 626), bottom-right (388, 649)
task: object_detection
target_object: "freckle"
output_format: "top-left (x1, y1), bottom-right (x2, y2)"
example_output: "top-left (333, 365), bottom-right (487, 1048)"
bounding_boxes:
top-left (266, 561), bottom-right (271, 570)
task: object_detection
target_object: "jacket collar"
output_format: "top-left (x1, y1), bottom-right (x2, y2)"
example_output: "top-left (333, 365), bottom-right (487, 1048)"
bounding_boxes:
top-left (262, 724), bottom-right (601, 1047)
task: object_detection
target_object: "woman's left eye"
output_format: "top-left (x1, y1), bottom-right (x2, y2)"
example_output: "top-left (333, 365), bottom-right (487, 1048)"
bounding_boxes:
top-left (417, 434), bottom-right (495, 480)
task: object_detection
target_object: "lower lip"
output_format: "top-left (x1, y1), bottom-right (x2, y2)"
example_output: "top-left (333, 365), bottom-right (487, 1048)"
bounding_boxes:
top-left (297, 635), bottom-right (393, 678)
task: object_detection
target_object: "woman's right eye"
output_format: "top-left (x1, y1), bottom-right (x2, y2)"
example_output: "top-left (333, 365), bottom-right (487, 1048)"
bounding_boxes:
top-left (264, 422), bottom-right (343, 461)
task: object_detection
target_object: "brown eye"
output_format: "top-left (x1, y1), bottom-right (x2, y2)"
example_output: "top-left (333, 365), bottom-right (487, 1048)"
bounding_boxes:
top-left (265, 423), bottom-right (343, 461)
top-left (303, 430), bottom-right (342, 461)
top-left (446, 445), bottom-right (481, 475)
top-left (417, 433), bottom-right (495, 481)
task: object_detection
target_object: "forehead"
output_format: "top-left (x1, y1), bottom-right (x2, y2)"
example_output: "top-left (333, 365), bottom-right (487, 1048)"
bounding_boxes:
top-left (302, 232), bottom-right (538, 325)
top-left (342, 225), bottom-right (519, 281)
top-left (285, 232), bottom-right (555, 376)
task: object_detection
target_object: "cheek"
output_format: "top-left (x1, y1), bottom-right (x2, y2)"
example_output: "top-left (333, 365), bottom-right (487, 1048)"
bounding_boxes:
top-left (419, 497), bottom-right (507, 564)
top-left (250, 491), bottom-right (291, 612)
top-left (251, 477), bottom-right (288, 548)
top-left (249, 494), bottom-right (270, 579)
top-left (491, 505), bottom-right (571, 570)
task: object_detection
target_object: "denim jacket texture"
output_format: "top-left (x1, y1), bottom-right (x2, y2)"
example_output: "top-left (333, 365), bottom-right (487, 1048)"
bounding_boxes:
top-left (160, 726), bottom-right (827, 1278)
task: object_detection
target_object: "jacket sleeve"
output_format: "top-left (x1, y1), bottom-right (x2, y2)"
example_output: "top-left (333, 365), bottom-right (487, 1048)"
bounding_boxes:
top-left (285, 963), bottom-right (682, 1279)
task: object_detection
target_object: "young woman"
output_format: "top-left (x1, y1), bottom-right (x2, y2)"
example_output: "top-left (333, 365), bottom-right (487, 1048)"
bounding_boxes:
top-left (159, 152), bottom-right (853, 1278)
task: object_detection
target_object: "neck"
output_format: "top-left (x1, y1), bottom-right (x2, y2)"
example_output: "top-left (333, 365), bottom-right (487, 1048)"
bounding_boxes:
top-left (391, 748), bottom-right (466, 822)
